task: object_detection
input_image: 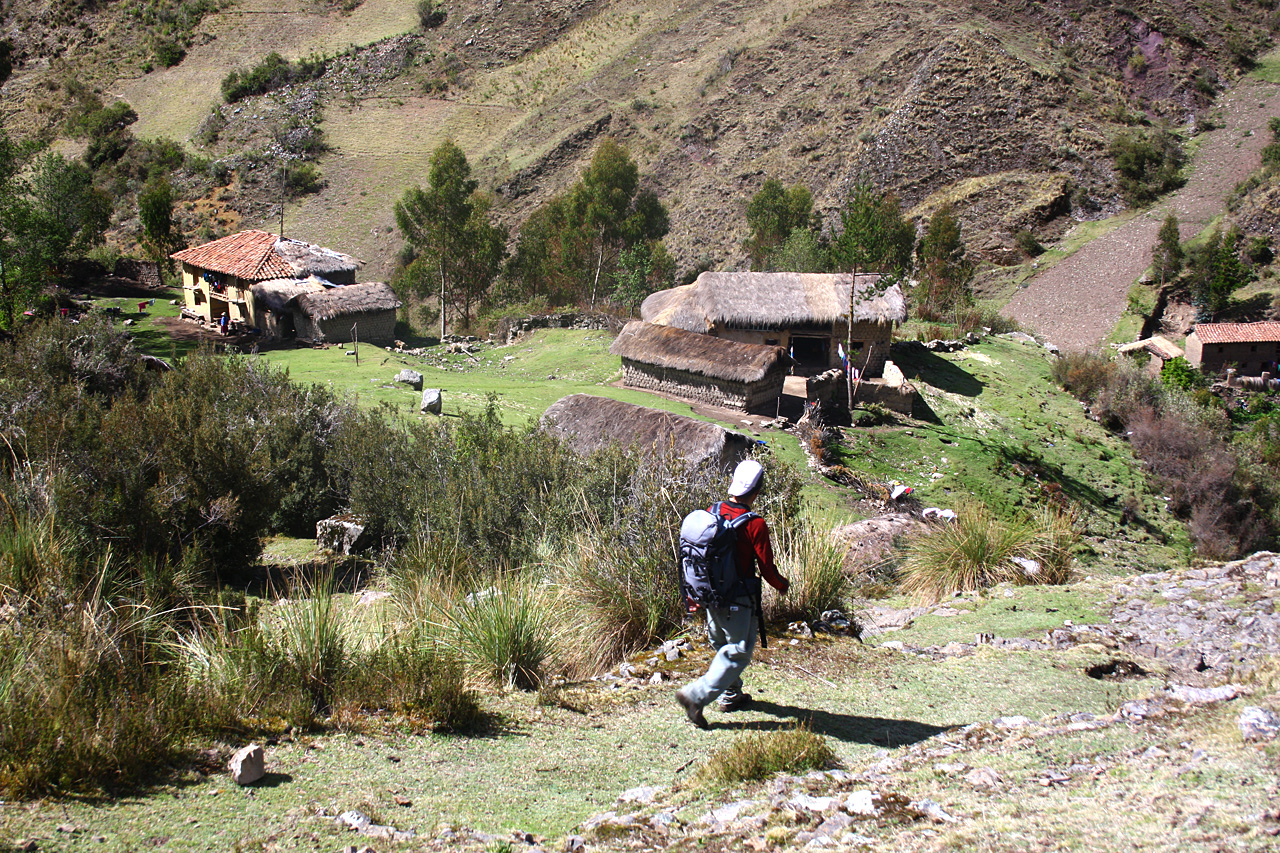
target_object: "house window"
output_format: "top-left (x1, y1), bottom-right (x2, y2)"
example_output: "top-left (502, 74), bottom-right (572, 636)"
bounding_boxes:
top-left (1218, 346), bottom-right (1224, 353)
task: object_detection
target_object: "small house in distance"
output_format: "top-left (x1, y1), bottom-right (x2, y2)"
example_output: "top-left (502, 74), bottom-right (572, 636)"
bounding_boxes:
top-left (1185, 322), bottom-right (1280, 376)
top-left (171, 230), bottom-right (361, 328)
top-left (291, 282), bottom-right (401, 346)
top-left (1117, 335), bottom-right (1184, 375)
top-left (641, 272), bottom-right (906, 377)
top-left (541, 394), bottom-right (754, 471)
top-left (610, 321), bottom-right (789, 412)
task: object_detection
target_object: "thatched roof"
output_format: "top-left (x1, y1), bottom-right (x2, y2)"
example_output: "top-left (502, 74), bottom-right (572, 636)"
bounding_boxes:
top-left (171, 230), bottom-right (362, 282)
top-left (541, 394), bottom-right (753, 469)
top-left (610, 321), bottom-right (787, 383)
top-left (641, 272), bottom-right (906, 332)
top-left (293, 282), bottom-right (401, 321)
top-left (250, 276), bottom-right (327, 313)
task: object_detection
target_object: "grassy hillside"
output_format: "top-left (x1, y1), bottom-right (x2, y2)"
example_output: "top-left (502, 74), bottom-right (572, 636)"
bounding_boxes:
top-left (2, 0), bottom-right (1272, 281)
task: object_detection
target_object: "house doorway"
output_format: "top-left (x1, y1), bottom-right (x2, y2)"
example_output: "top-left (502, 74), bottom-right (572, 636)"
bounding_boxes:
top-left (789, 335), bottom-right (829, 373)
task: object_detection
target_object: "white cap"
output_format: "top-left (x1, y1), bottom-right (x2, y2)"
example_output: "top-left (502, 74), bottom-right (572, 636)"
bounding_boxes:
top-left (728, 459), bottom-right (764, 497)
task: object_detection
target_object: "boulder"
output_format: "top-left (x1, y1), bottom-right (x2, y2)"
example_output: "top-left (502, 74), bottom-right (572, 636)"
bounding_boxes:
top-left (317, 513), bottom-right (370, 555)
top-left (421, 388), bottom-right (443, 415)
top-left (1239, 706), bottom-right (1280, 742)
top-left (228, 743), bottom-right (264, 786)
top-left (395, 369), bottom-right (423, 391)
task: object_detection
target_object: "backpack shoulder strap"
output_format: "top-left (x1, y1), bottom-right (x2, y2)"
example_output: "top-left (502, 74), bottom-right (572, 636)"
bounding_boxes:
top-left (726, 510), bottom-right (758, 530)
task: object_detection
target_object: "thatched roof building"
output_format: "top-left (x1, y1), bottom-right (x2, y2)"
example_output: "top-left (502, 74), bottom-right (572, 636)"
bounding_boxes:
top-left (640, 272), bottom-right (906, 376)
top-left (541, 394), bottom-right (754, 470)
top-left (292, 282), bottom-right (401, 346)
top-left (610, 321), bottom-right (789, 411)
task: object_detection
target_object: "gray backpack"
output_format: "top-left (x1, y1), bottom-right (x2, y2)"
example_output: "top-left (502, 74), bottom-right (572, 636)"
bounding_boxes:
top-left (679, 502), bottom-right (757, 608)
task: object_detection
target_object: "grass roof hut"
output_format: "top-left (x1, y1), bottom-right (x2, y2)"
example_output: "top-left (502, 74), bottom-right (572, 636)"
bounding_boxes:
top-left (541, 394), bottom-right (754, 470)
top-left (292, 282), bottom-right (401, 346)
top-left (641, 272), bottom-right (906, 377)
top-left (248, 276), bottom-right (327, 340)
top-left (610, 320), bottom-right (790, 412)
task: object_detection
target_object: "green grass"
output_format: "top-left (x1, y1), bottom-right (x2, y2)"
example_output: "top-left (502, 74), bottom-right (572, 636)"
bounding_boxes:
top-left (1250, 47), bottom-right (1280, 83)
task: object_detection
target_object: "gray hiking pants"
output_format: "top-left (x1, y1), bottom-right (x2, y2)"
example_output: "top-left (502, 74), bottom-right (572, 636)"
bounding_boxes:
top-left (683, 603), bottom-right (757, 707)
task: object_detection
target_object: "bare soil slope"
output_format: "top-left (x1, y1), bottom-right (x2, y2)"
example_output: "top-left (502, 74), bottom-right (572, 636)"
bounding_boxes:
top-left (1004, 72), bottom-right (1280, 350)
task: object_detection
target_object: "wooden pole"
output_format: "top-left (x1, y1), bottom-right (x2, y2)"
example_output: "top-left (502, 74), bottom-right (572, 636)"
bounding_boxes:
top-left (351, 322), bottom-right (359, 366)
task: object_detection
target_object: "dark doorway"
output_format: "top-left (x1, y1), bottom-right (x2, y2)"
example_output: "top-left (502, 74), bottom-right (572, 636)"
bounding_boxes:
top-left (790, 335), bottom-right (829, 373)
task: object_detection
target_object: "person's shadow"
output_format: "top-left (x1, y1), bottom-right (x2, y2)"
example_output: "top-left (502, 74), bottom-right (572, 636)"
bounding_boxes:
top-left (721, 699), bottom-right (953, 748)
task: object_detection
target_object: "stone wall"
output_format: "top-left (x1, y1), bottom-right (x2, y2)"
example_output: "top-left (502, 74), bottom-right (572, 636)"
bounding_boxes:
top-left (299, 310), bottom-right (398, 346)
top-left (500, 312), bottom-right (623, 344)
top-left (620, 362), bottom-right (785, 411)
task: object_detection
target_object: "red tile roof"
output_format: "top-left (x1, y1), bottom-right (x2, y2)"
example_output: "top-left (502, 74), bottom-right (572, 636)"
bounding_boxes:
top-left (171, 230), bottom-right (295, 281)
top-left (1192, 322), bottom-right (1280, 345)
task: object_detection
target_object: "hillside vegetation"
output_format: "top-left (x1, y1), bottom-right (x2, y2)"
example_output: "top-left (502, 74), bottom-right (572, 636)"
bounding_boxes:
top-left (1, 0), bottom-right (1275, 280)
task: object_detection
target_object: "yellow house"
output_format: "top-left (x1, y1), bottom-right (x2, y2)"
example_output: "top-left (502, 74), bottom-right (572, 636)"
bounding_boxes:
top-left (170, 230), bottom-right (361, 330)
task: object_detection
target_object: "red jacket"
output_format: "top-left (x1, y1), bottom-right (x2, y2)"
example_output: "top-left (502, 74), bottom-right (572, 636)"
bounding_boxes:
top-left (715, 501), bottom-right (789, 594)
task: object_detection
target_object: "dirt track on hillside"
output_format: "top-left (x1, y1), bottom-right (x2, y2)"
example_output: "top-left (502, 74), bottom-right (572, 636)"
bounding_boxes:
top-left (1003, 76), bottom-right (1280, 351)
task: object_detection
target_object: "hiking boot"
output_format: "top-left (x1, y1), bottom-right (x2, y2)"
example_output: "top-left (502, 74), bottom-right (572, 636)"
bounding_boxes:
top-left (675, 688), bottom-right (708, 729)
top-left (716, 691), bottom-right (752, 712)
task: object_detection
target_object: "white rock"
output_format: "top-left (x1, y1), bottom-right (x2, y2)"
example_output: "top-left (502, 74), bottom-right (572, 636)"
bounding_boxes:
top-left (1239, 706), bottom-right (1280, 742)
top-left (912, 799), bottom-right (957, 823)
top-left (788, 794), bottom-right (836, 812)
top-left (843, 790), bottom-right (879, 816)
top-left (993, 715), bottom-right (1034, 729)
top-left (1166, 684), bottom-right (1244, 705)
top-left (336, 810), bottom-right (372, 831)
top-left (420, 387), bottom-right (443, 414)
top-left (228, 743), bottom-right (264, 786)
top-left (618, 785), bottom-right (661, 805)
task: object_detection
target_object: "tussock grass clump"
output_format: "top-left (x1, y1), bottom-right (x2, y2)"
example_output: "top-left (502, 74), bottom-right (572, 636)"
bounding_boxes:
top-left (442, 575), bottom-right (556, 691)
top-left (696, 725), bottom-right (836, 787)
top-left (765, 515), bottom-right (849, 624)
top-left (898, 505), bottom-right (1078, 602)
top-left (0, 590), bottom-right (192, 797)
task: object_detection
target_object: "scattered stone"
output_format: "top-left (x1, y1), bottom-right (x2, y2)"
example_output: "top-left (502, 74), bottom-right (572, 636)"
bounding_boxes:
top-left (912, 799), bottom-right (957, 823)
top-left (317, 513), bottom-right (370, 555)
top-left (664, 647), bottom-right (681, 661)
top-left (788, 793), bottom-right (835, 812)
top-left (1239, 706), bottom-right (1280, 742)
top-left (618, 785), bottom-right (660, 805)
top-left (228, 743), bottom-right (264, 786)
top-left (843, 790), bottom-right (879, 816)
top-left (965, 767), bottom-right (1001, 789)
top-left (993, 716), bottom-right (1035, 729)
top-left (1166, 683), bottom-right (1245, 705)
top-left (355, 590), bottom-right (390, 606)
top-left (564, 836), bottom-right (585, 852)
top-left (649, 672), bottom-right (665, 684)
top-left (338, 811), bottom-right (373, 832)
top-left (420, 387), bottom-right (443, 414)
top-left (394, 369), bottom-right (423, 391)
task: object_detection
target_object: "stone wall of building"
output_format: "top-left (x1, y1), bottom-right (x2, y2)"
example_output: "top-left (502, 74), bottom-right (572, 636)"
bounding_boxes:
top-left (298, 310), bottom-right (398, 346)
top-left (500, 312), bottom-right (623, 344)
top-left (620, 363), bottom-right (784, 411)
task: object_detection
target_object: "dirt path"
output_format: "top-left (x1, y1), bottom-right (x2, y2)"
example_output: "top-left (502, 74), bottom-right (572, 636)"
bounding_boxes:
top-left (1003, 75), bottom-right (1280, 351)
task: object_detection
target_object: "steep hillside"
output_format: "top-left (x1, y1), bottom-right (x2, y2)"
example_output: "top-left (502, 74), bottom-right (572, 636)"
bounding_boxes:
top-left (0, 0), bottom-right (1274, 280)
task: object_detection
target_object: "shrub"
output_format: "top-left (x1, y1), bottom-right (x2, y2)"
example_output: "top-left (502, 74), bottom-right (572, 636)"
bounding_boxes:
top-left (0, 589), bottom-right (194, 796)
top-left (1050, 352), bottom-right (1115, 402)
top-left (897, 505), bottom-right (1078, 602)
top-left (285, 162), bottom-right (325, 196)
top-left (1160, 356), bottom-right (1207, 391)
top-left (221, 52), bottom-right (328, 103)
top-left (417, 0), bottom-right (446, 28)
top-left (1110, 128), bottom-right (1186, 205)
top-left (764, 515), bottom-right (849, 624)
top-left (696, 724), bottom-right (836, 786)
top-left (437, 574), bottom-right (555, 690)
top-left (153, 37), bottom-right (186, 68)
top-left (1015, 230), bottom-right (1044, 257)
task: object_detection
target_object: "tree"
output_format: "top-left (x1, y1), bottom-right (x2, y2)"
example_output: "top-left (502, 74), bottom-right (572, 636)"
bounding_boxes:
top-left (743, 179), bottom-right (813, 270)
top-left (509, 139), bottom-right (669, 308)
top-left (1152, 212), bottom-right (1183, 287)
top-left (0, 142), bottom-right (111, 328)
top-left (769, 227), bottom-right (828, 273)
top-left (610, 240), bottom-right (675, 314)
top-left (394, 140), bottom-right (506, 336)
top-left (139, 177), bottom-right (184, 275)
top-left (829, 183), bottom-right (915, 404)
top-left (915, 203), bottom-right (973, 320)
top-left (1190, 227), bottom-right (1251, 319)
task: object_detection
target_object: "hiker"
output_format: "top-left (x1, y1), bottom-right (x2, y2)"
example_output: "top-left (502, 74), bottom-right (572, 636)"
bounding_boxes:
top-left (676, 459), bottom-right (789, 729)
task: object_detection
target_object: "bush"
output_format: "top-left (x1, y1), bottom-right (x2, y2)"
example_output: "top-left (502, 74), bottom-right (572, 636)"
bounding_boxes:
top-left (1015, 230), bottom-right (1044, 257)
top-left (417, 0), bottom-right (446, 28)
top-left (897, 505), bottom-right (1078, 602)
top-left (441, 574), bottom-right (555, 690)
top-left (221, 52), bottom-right (328, 103)
top-left (764, 515), bottom-right (849, 624)
top-left (1110, 128), bottom-right (1186, 205)
top-left (1050, 352), bottom-right (1116, 402)
top-left (696, 725), bottom-right (837, 786)
top-left (285, 162), bottom-right (325, 196)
